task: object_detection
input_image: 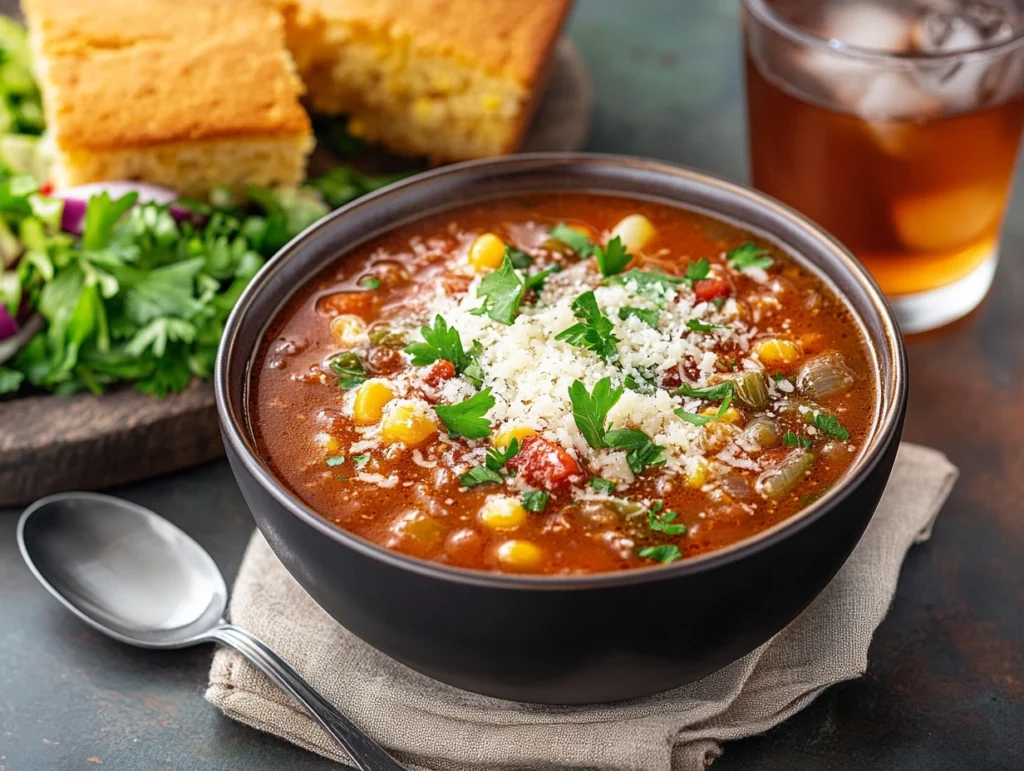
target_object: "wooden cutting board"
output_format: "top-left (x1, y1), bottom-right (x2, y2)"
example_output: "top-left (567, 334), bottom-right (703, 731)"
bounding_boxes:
top-left (0, 41), bottom-right (591, 506)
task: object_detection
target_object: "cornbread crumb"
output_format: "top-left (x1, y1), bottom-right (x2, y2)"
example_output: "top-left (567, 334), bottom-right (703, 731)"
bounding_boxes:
top-left (23, 0), bottom-right (313, 197)
top-left (278, 0), bottom-right (574, 162)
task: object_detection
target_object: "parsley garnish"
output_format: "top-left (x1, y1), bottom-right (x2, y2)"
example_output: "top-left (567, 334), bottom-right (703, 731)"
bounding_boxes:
top-left (648, 501), bottom-right (687, 535)
top-left (435, 388), bottom-right (495, 439)
top-left (359, 276), bottom-right (381, 289)
top-left (506, 246), bottom-right (533, 269)
top-left (326, 456), bottom-right (345, 467)
top-left (684, 259), bottom-right (711, 283)
top-left (712, 297), bottom-right (726, 309)
top-left (589, 477), bottom-right (616, 495)
top-left (328, 352), bottom-right (368, 390)
top-left (352, 454), bottom-right (371, 470)
top-left (814, 413), bottom-right (850, 441)
top-left (460, 466), bottom-right (504, 488)
top-left (674, 393), bottom-right (734, 426)
top-left (783, 430), bottom-right (813, 449)
top-left (474, 255), bottom-right (526, 325)
top-left (637, 544), bottom-right (682, 564)
top-left (676, 382), bottom-right (734, 401)
top-left (686, 319), bottom-right (730, 333)
top-left (618, 306), bottom-right (660, 328)
top-left (523, 266), bottom-right (556, 294)
top-left (555, 291), bottom-right (620, 362)
top-left (624, 368), bottom-right (659, 395)
top-left (727, 242), bottom-right (774, 271)
top-left (594, 236), bottom-right (632, 277)
top-left (548, 223), bottom-right (596, 257)
top-left (609, 269), bottom-right (686, 306)
top-left (604, 428), bottom-right (666, 474)
top-left (522, 490), bottom-right (550, 512)
top-left (404, 315), bottom-right (482, 385)
top-left (567, 377), bottom-right (622, 450)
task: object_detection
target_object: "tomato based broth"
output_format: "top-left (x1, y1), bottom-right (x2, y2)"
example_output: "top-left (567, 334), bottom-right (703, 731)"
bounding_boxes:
top-left (250, 193), bottom-right (875, 575)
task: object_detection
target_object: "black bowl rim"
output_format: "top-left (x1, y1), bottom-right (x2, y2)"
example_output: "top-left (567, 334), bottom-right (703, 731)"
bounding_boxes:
top-left (215, 152), bottom-right (908, 592)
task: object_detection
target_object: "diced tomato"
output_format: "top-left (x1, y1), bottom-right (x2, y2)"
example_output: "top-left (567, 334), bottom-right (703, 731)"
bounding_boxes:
top-left (316, 291), bottom-right (377, 320)
top-left (694, 277), bottom-right (732, 303)
top-left (39, 181), bottom-right (54, 196)
top-left (424, 359), bottom-right (457, 387)
top-left (507, 436), bottom-right (582, 489)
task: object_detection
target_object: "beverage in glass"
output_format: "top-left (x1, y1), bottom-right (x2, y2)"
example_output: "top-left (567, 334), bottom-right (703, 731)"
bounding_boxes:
top-left (743, 0), bottom-right (1024, 332)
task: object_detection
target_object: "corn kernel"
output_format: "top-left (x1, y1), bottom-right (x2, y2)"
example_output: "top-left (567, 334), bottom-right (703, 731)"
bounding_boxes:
top-left (330, 314), bottom-right (367, 349)
top-left (492, 425), bottom-right (537, 450)
top-left (754, 338), bottom-right (802, 367)
top-left (687, 458), bottom-right (710, 488)
top-left (609, 213), bottom-right (656, 253)
top-left (353, 380), bottom-right (395, 426)
top-left (496, 539), bottom-right (544, 571)
top-left (699, 405), bottom-right (742, 424)
top-left (481, 93), bottom-right (502, 112)
top-left (479, 497), bottom-right (528, 530)
top-left (468, 232), bottom-right (507, 272)
top-left (314, 432), bottom-right (340, 452)
top-left (381, 403), bottom-right (437, 447)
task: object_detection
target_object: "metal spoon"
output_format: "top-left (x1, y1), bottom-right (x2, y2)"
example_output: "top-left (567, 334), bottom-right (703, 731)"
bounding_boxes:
top-left (17, 491), bottom-right (407, 771)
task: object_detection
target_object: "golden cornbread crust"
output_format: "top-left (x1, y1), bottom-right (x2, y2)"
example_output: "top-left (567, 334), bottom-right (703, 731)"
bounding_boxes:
top-left (278, 0), bottom-right (574, 162)
top-left (23, 0), bottom-right (313, 194)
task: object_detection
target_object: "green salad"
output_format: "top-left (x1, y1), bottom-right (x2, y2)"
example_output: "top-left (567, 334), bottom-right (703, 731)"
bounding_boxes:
top-left (0, 19), bottom-right (412, 397)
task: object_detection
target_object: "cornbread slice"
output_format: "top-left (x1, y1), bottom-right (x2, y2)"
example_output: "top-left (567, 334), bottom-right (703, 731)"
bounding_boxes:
top-left (22, 0), bottom-right (313, 198)
top-left (278, 0), bottom-right (574, 163)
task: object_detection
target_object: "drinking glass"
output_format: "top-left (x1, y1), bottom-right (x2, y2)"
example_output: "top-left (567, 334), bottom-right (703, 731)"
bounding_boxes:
top-left (743, 0), bottom-right (1024, 332)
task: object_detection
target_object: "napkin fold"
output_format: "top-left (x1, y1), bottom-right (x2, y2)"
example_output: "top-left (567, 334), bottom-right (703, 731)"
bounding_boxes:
top-left (207, 443), bottom-right (957, 771)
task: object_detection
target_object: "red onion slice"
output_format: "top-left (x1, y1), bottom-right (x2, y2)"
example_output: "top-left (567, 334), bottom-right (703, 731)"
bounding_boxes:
top-left (0, 304), bottom-right (16, 341)
top-left (60, 197), bottom-right (88, 237)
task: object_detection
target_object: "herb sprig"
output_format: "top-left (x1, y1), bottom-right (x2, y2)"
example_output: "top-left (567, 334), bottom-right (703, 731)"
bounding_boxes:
top-left (435, 388), bottom-right (495, 439)
top-left (726, 242), bottom-right (774, 271)
top-left (555, 291), bottom-right (620, 362)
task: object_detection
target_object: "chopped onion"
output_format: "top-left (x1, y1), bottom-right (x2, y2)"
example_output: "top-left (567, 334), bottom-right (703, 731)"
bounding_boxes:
top-left (0, 304), bottom-right (15, 340)
top-left (60, 197), bottom-right (88, 236)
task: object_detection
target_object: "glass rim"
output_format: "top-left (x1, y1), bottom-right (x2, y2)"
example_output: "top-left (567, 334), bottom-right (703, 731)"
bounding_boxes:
top-left (743, 0), bottom-right (1024, 64)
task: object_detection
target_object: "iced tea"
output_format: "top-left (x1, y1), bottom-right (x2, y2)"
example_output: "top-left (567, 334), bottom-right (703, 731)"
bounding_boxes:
top-left (744, 0), bottom-right (1024, 332)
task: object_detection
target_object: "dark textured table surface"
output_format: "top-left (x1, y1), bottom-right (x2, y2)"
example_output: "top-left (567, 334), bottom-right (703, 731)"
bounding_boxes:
top-left (2, 1), bottom-right (1022, 769)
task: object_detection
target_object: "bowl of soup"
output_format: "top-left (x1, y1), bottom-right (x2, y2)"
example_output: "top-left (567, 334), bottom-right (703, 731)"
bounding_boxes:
top-left (216, 153), bottom-right (906, 704)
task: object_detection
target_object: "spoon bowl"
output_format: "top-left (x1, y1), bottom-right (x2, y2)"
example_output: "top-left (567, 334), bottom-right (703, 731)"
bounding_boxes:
top-left (18, 492), bottom-right (227, 648)
top-left (18, 491), bottom-right (407, 771)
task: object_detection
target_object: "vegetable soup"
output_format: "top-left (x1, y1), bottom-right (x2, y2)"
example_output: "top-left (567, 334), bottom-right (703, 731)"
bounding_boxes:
top-left (250, 193), bottom-right (875, 575)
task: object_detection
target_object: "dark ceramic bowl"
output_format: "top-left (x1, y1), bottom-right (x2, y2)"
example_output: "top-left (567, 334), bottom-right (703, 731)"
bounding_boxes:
top-left (215, 153), bottom-right (907, 705)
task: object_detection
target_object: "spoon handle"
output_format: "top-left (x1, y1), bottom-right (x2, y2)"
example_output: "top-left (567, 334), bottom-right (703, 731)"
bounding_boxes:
top-left (208, 624), bottom-right (408, 771)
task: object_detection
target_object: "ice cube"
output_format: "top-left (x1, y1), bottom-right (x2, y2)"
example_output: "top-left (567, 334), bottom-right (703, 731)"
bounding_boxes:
top-left (891, 184), bottom-right (1005, 252)
top-left (857, 72), bottom-right (943, 121)
top-left (792, 48), bottom-right (877, 105)
top-left (821, 3), bottom-right (914, 51)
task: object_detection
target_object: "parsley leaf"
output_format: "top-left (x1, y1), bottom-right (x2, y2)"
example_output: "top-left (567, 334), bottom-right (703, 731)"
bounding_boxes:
top-left (727, 241), bottom-right (774, 271)
top-left (486, 438), bottom-right (521, 470)
top-left (555, 291), bottom-right (620, 362)
top-left (637, 544), bottom-right (682, 564)
top-left (359, 276), bottom-right (381, 289)
top-left (435, 387), bottom-right (495, 439)
top-left (674, 393), bottom-right (734, 426)
top-left (676, 382), bottom-right (734, 401)
top-left (404, 315), bottom-right (482, 383)
top-left (522, 490), bottom-right (550, 512)
top-left (686, 319), bottom-right (730, 333)
top-left (460, 466), bottom-right (504, 488)
top-left (618, 306), bottom-right (660, 328)
top-left (589, 477), bottom-right (617, 495)
top-left (609, 269), bottom-right (686, 306)
top-left (474, 255), bottom-right (525, 325)
top-left (548, 223), bottom-right (595, 257)
top-left (82, 192), bottom-right (138, 251)
top-left (783, 430), bottom-right (813, 449)
top-left (506, 246), bottom-right (533, 269)
top-left (352, 454), bottom-right (371, 470)
top-left (814, 413), bottom-right (850, 441)
top-left (624, 368), bottom-right (659, 395)
top-left (328, 352), bottom-right (368, 389)
top-left (0, 366), bottom-right (24, 394)
top-left (684, 259), bottom-right (711, 283)
top-left (567, 377), bottom-right (623, 450)
top-left (604, 428), bottom-right (666, 475)
top-left (523, 265), bottom-right (556, 294)
top-left (326, 456), bottom-right (345, 467)
top-left (648, 501), bottom-right (687, 536)
top-left (594, 236), bottom-right (632, 277)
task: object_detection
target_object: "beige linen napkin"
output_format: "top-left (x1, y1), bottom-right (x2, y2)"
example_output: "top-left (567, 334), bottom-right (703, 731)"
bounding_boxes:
top-left (207, 443), bottom-right (957, 770)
